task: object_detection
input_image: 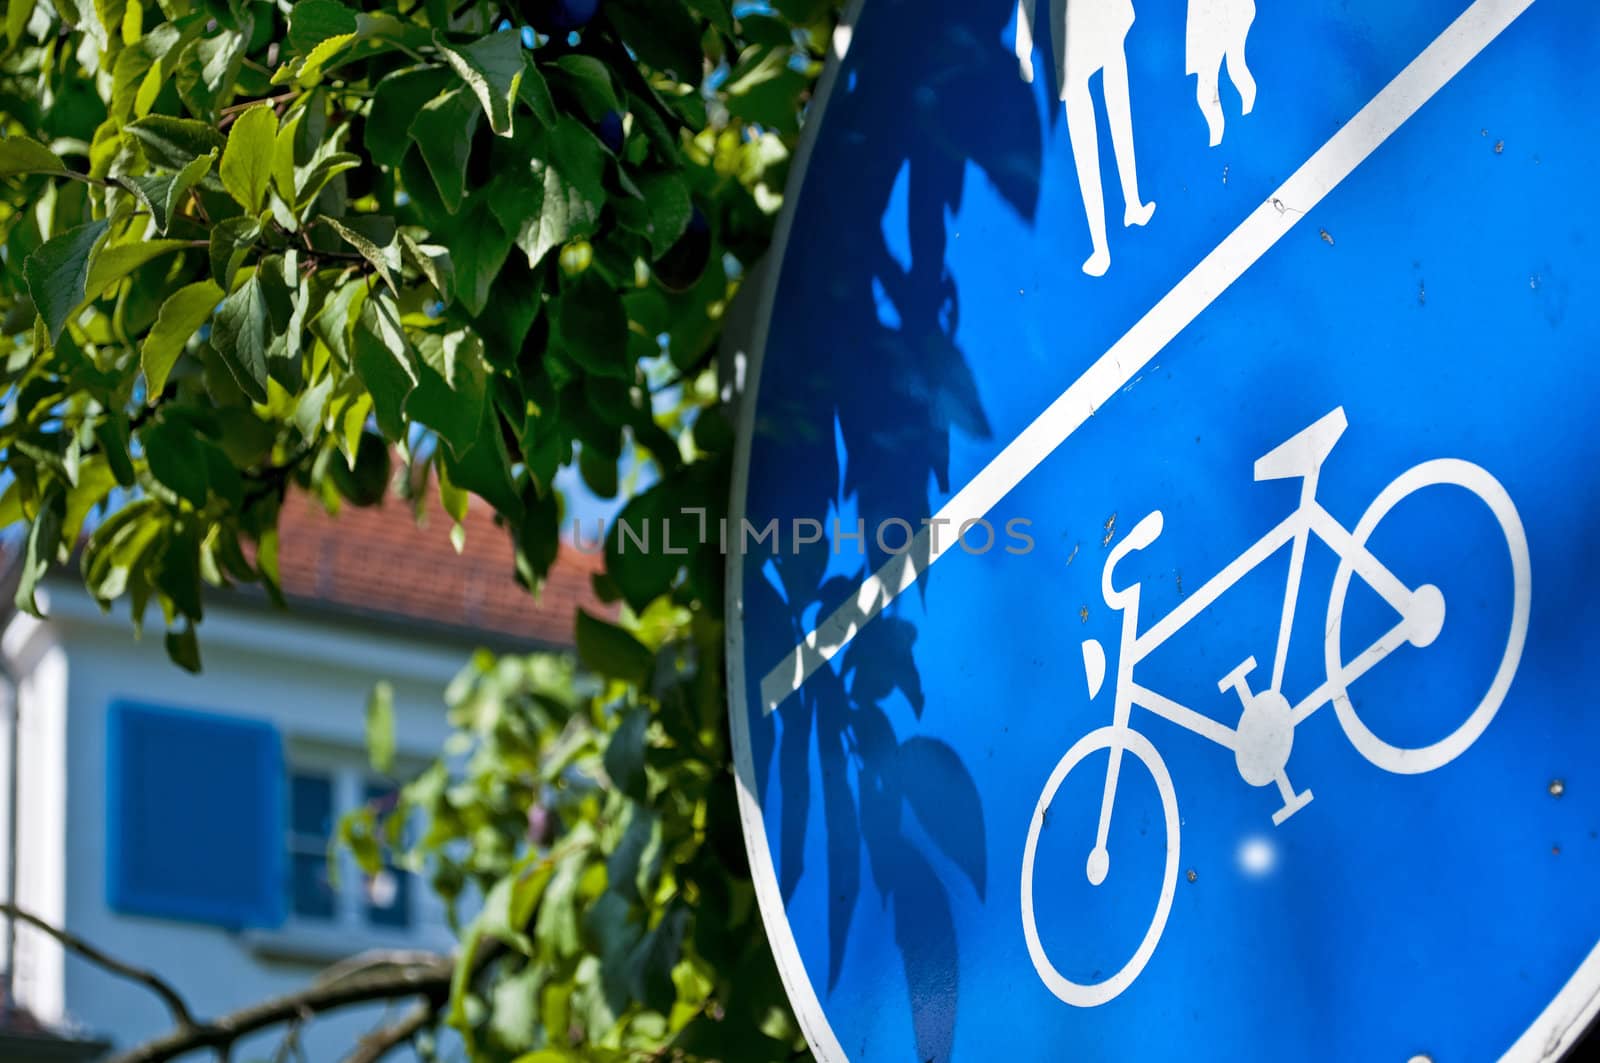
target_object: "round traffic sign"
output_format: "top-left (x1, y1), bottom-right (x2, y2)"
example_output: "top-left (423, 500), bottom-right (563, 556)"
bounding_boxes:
top-left (729, 0), bottom-right (1600, 1059)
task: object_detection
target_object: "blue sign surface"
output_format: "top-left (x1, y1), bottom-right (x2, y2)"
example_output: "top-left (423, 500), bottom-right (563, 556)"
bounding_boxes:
top-left (727, 0), bottom-right (1600, 1060)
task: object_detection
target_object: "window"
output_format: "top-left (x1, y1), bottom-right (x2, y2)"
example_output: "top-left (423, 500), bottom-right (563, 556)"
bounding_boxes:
top-left (288, 771), bottom-right (336, 921)
top-left (363, 783), bottom-right (412, 930)
top-left (283, 763), bottom-right (414, 933)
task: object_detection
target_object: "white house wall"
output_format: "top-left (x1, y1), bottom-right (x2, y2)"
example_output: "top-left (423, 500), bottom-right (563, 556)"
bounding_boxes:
top-left (4, 609), bottom-right (69, 1030)
top-left (16, 581), bottom-right (480, 1058)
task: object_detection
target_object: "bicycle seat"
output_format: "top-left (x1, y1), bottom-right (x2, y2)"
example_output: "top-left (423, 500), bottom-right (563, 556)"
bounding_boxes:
top-left (1253, 407), bottom-right (1348, 482)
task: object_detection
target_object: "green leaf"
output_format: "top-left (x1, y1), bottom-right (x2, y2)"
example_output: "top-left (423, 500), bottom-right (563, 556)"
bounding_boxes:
top-left (439, 395), bottom-right (517, 513)
top-left (405, 331), bottom-right (488, 457)
top-left (126, 114), bottom-right (227, 169)
top-left (448, 197), bottom-right (515, 317)
top-left (625, 171), bottom-right (692, 258)
top-left (513, 476), bottom-right (561, 583)
top-left (211, 273), bottom-right (274, 402)
top-left (557, 273), bottom-right (630, 379)
top-left (175, 26), bottom-right (248, 117)
top-left (407, 86), bottom-right (479, 213)
top-left (321, 215), bottom-right (402, 292)
top-left (547, 55), bottom-right (620, 121)
top-left (488, 968), bottom-right (543, 1051)
top-left (15, 486), bottom-right (65, 616)
top-left (23, 219), bottom-right (109, 344)
top-left (366, 66), bottom-right (454, 169)
top-left (157, 521), bottom-right (204, 621)
top-left (366, 680), bottom-right (395, 774)
top-left (287, 0), bottom-right (357, 53)
top-left (61, 460), bottom-right (119, 565)
top-left (351, 294), bottom-right (417, 439)
top-left (474, 257), bottom-right (541, 364)
top-left (220, 104), bottom-right (278, 211)
top-left (399, 234), bottom-right (453, 301)
top-left (64, 0), bottom-right (109, 49)
top-left (290, 147), bottom-right (360, 211)
top-left (601, 707), bottom-right (651, 806)
top-left (725, 45), bottom-right (808, 134)
top-left (448, 859), bottom-right (559, 1029)
top-left (435, 29), bottom-right (524, 136)
top-left (310, 275), bottom-right (367, 368)
top-left (490, 867), bottom-right (554, 995)
top-left (736, 11), bottom-right (796, 45)
top-left (85, 238), bottom-right (189, 302)
top-left (578, 443), bottom-right (618, 499)
top-left (604, 479), bottom-right (686, 611)
top-left (81, 498), bottom-right (164, 604)
top-left (5, 0), bottom-right (34, 45)
top-left (142, 280), bottom-right (224, 399)
top-left (164, 620), bottom-right (202, 673)
top-left (295, 30), bottom-right (360, 85)
top-left (142, 418), bottom-right (209, 509)
top-left (602, 0), bottom-right (704, 85)
top-left (532, 846), bottom-right (586, 958)
top-left (117, 149), bottom-right (216, 233)
top-left (330, 429), bottom-right (390, 505)
top-left (270, 107), bottom-right (307, 206)
top-left (290, 9), bottom-right (431, 86)
top-left (486, 973), bottom-right (544, 1056)
top-left (516, 56), bottom-right (556, 126)
top-left (625, 901), bottom-right (688, 1014)
top-left (340, 806), bottom-right (383, 876)
top-left (437, 458), bottom-right (469, 524)
top-left (93, 415), bottom-right (137, 489)
top-left (577, 611), bottom-right (654, 689)
top-left (606, 804), bottom-right (662, 903)
top-left (109, 21), bottom-right (186, 124)
top-left (202, 445), bottom-right (244, 510)
top-left (0, 135), bottom-right (67, 179)
top-left (209, 216), bottom-right (261, 290)
top-left (686, 0), bottom-right (734, 33)
top-left (262, 257), bottom-right (300, 388)
top-left (511, 117), bottom-right (606, 269)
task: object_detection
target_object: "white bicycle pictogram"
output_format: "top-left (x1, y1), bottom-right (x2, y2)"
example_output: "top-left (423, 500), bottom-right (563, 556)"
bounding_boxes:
top-left (1019, 406), bottom-right (1532, 1007)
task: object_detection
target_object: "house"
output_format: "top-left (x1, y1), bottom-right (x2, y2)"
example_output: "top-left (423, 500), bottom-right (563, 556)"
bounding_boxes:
top-left (0, 489), bottom-right (605, 1059)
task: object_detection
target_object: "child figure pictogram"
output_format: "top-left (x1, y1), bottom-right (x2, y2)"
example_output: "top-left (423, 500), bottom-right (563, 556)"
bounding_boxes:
top-left (1187, 0), bottom-right (1258, 146)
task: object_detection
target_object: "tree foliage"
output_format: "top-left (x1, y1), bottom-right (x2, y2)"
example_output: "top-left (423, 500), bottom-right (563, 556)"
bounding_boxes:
top-left (349, 636), bottom-right (798, 1059)
top-left (0, 0), bottom-right (839, 1055)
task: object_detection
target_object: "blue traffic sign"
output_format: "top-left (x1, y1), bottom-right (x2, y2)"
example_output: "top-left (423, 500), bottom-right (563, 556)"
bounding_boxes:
top-left (728, 0), bottom-right (1600, 1060)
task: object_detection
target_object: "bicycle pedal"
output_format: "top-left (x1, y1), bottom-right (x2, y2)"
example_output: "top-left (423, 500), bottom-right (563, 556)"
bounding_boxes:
top-left (1271, 787), bottom-right (1314, 826)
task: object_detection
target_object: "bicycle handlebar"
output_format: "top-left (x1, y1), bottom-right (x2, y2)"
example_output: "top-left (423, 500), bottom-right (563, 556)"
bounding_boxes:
top-left (1120, 511), bottom-right (1165, 553)
top-left (1103, 510), bottom-right (1165, 605)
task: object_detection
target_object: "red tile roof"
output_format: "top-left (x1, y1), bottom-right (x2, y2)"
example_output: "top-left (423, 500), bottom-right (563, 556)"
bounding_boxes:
top-left (271, 487), bottom-right (608, 649)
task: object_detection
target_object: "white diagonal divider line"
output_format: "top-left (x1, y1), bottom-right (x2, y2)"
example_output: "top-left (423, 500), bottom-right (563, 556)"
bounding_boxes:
top-left (759, 0), bottom-right (1537, 715)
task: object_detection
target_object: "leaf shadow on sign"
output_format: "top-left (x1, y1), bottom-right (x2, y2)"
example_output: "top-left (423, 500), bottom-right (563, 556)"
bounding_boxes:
top-left (743, 0), bottom-right (1044, 1058)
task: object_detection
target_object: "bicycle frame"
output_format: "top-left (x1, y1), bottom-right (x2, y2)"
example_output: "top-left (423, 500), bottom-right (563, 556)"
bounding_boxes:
top-left (1092, 425), bottom-right (1423, 850)
top-left (1118, 500), bottom-right (1416, 735)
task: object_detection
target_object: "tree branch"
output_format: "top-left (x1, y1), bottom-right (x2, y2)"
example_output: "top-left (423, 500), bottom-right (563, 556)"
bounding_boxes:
top-left (314, 949), bottom-right (452, 991)
top-left (0, 903), bottom-right (195, 1030)
top-left (341, 998), bottom-right (441, 1063)
top-left (106, 957), bottom-right (456, 1063)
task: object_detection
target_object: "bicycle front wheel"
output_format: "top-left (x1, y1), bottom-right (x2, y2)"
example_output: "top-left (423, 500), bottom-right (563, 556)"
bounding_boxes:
top-left (1324, 458), bottom-right (1531, 775)
top-left (1020, 726), bottom-right (1180, 1007)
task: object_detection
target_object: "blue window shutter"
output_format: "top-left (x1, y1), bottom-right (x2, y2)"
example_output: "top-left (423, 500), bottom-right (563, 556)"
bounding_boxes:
top-left (106, 701), bottom-right (286, 929)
